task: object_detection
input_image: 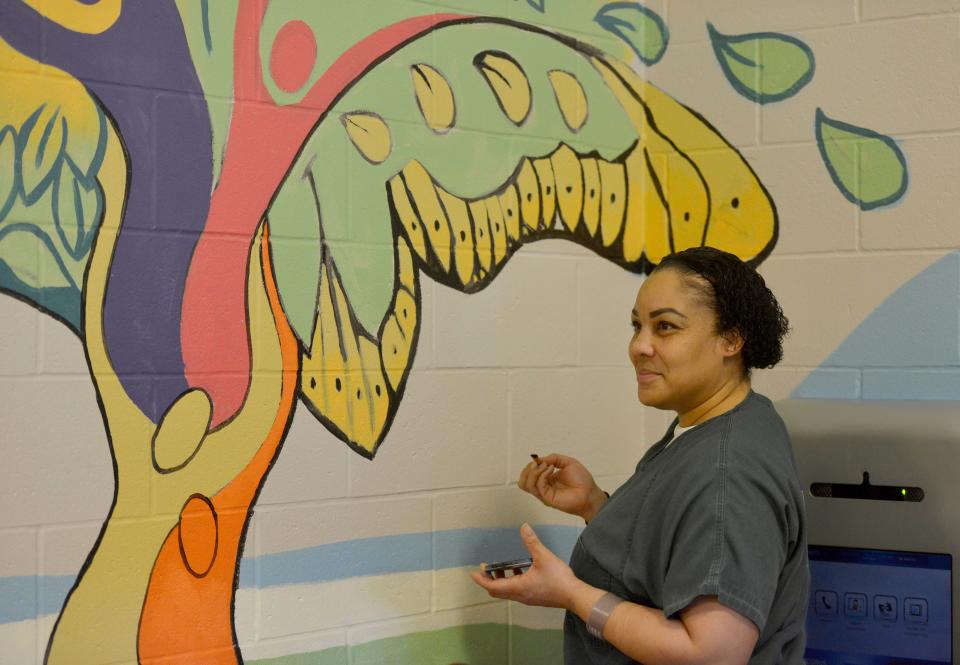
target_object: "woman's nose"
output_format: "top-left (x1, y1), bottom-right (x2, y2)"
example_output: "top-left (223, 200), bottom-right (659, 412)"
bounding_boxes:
top-left (629, 330), bottom-right (654, 359)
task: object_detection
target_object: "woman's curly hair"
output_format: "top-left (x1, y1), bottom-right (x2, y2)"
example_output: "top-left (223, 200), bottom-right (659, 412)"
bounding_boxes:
top-left (654, 247), bottom-right (789, 376)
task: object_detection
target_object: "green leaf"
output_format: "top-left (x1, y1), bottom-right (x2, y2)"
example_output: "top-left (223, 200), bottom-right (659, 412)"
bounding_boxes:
top-left (18, 104), bottom-right (67, 203)
top-left (595, 2), bottom-right (668, 66)
top-left (708, 22), bottom-right (814, 104)
top-left (816, 109), bottom-right (908, 210)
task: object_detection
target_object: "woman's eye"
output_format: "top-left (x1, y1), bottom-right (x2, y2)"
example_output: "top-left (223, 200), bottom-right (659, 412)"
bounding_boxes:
top-left (630, 321), bottom-right (641, 332)
top-left (657, 321), bottom-right (675, 331)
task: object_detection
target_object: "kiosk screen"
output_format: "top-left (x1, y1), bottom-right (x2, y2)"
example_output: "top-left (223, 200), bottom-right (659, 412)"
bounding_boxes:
top-left (805, 545), bottom-right (952, 665)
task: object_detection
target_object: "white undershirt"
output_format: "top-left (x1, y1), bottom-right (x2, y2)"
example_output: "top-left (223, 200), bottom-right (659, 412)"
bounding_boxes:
top-left (664, 423), bottom-right (694, 449)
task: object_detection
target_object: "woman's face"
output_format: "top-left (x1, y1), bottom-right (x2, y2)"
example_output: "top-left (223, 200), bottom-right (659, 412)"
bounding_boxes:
top-left (627, 268), bottom-right (741, 413)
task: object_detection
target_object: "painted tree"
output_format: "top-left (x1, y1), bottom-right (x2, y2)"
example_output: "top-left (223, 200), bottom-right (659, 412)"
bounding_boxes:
top-left (0, 1), bottom-right (776, 663)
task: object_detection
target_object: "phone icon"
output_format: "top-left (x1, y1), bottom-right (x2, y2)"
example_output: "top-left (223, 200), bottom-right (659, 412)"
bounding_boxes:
top-left (814, 590), bottom-right (838, 617)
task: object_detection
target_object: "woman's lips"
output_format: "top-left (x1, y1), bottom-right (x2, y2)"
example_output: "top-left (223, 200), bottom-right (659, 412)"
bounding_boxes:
top-left (635, 370), bottom-right (660, 384)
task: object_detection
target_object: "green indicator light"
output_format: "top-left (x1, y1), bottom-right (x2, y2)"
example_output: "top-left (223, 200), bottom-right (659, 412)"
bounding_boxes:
top-left (901, 488), bottom-right (907, 496)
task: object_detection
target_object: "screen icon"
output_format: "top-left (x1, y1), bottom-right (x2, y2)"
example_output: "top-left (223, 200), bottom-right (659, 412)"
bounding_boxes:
top-left (814, 590), bottom-right (838, 617)
top-left (844, 592), bottom-right (867, 618)
top-left (873, 595), bottom-right (898, 622)
top-left (904, 597), bottom-right (928, 624)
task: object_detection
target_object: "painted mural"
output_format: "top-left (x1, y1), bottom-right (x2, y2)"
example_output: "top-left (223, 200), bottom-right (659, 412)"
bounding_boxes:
top-left (0, 1), bottom-right (929, 664)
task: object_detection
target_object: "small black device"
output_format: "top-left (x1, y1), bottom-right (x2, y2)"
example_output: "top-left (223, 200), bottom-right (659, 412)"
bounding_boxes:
top-left (484, 557), bottom-right (533, 578)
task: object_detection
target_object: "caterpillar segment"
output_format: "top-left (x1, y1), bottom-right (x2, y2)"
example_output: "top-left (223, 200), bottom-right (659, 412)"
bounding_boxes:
top-left (580, 156), bottom-right (602, 237)
top-left (597, 158), bottom-right (626, 248)
top-left (498, 184), bottom-right (522, 244)
top-left (516, 159), bottom-right (541, 234)
top-left (551, 144), bottom-right (584, 235)
top-left (532, 156), bottom-right (558, 231)
top-left (468, 198), bottom-right (493, 277)
top-left (386, 137), bottom-right (694, 296)
top-left (485, 195), bottom-right (509, 265)
top-left (299, 238), bottom-right (419, 456)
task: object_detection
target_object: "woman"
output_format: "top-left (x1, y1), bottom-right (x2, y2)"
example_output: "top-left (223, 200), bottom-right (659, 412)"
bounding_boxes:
top-left (471, 247), bottom-right (809, 664)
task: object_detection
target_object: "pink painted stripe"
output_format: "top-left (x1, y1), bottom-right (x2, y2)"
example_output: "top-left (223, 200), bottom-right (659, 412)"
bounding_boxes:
top-left (181, 2), bottom-right (470, 426)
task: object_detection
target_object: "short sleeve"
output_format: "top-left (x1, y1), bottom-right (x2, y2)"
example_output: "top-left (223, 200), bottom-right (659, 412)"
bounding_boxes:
top-left (658, 443), bottom-right (790, 632)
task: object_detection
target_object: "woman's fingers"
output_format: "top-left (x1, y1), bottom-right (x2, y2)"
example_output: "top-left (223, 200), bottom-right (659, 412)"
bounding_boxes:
top-left (538, 453), bottom-right (573, 468)
top-left (535, 464), bottom-right (556, 500)
top-left (520, 459), bottom-right (550, 496)
top-left (517, 462), bottom-right (532, 491)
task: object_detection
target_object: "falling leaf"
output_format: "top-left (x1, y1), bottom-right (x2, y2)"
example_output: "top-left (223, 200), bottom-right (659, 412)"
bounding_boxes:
top-left (816, 109), bottom-right (908, 210)
top-left (595, 2), bottom-right (668, 66)
top-left (708, 22), bottom-right (814, 103)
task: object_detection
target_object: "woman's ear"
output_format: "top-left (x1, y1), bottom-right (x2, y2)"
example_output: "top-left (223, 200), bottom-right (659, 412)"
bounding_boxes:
top-left (720, 329), bottom-right (745, 357)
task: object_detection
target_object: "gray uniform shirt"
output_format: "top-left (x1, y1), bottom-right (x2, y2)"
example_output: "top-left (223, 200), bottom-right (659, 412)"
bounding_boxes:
top-left (564, 391), bottom-right (809, 664)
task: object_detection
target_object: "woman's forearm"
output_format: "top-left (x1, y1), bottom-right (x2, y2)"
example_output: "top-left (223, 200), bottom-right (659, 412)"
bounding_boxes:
top-left (565, 581), bottom-right (698, 665)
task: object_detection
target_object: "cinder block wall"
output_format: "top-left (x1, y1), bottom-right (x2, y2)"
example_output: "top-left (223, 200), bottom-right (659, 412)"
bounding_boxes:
top-left (1, 1), bottom-right (957, 664)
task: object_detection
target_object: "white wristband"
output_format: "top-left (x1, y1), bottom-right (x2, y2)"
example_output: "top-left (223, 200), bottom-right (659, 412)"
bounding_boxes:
top-left (586, 591), bottom-right (623, 640)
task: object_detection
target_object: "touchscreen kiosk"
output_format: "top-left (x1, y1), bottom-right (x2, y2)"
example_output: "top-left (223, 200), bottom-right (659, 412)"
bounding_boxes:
top-left (776, 399), bottom-right (959, 664)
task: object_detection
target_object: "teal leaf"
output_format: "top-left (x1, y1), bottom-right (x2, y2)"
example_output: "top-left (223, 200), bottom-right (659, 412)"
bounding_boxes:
top-left (0, 125), bottom-right (16, 221)
top-left (515, 0), bottom-right (546, 12)
top-left (18, 105), bottom-right (67, 204)
top-left (595, 3), bottom-right (668, 66)
top-left (707, 22), bottom-right (814, 104)
top-left (53, 156), bottom-right (104, 260)
top-left (815, 109), bottom-right (908, 210)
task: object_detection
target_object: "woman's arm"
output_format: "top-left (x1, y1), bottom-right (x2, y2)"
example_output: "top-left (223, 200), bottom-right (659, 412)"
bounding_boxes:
top-left (567, 582), bottom-right (759, 665)
top-left (472, 524), bottom-right (759, 665)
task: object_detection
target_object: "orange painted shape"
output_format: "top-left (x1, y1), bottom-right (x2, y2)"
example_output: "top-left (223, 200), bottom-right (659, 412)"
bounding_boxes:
top-left (139, 224), bottom-right (299, 665)
top-left (178, 495), bottom-right (218, 578)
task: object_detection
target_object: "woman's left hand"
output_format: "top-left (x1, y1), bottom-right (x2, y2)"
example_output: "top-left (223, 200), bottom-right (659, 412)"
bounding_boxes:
top-left (470, 523), bottom-right (585, 609)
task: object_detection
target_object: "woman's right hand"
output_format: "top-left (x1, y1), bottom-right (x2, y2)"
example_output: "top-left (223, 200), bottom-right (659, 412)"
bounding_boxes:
top-left (518, 454), bottom-right (608, 523)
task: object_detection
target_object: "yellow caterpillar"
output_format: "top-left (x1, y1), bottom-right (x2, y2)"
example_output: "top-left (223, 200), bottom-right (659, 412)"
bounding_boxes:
top-left (290, 47), bottom-right (776, 457)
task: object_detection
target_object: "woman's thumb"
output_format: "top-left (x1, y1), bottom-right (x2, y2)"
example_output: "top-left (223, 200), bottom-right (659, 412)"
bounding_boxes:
top-left (520, 523), bottom-right (542, 554)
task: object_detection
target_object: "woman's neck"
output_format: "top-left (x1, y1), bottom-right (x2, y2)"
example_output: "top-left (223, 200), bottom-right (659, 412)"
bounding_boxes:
top-left (677, 377), bottom-right (752, 427)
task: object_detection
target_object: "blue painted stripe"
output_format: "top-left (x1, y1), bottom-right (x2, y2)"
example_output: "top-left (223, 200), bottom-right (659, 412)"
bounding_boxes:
top-left (0, 525), bottom-right (581, 624)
